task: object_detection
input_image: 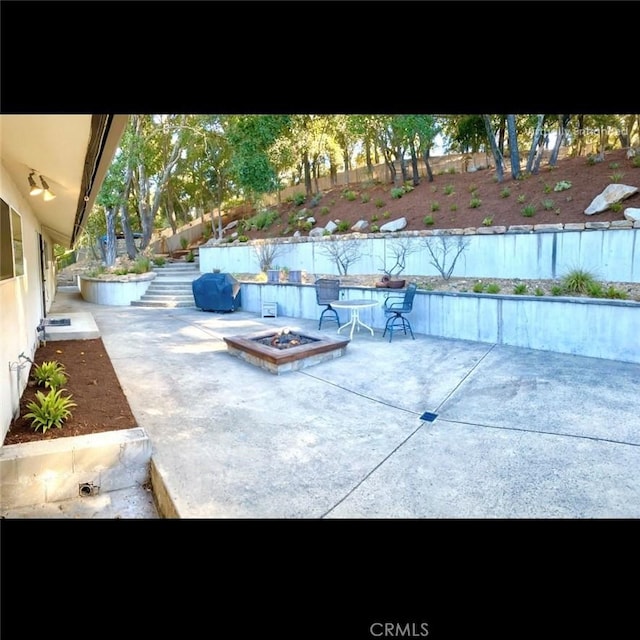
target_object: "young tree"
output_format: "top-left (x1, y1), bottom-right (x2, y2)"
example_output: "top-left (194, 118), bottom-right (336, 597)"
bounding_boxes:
top-left (482, 115), bottom-right (505, 182)
top-left (318, 239), bottom-right (363, 276)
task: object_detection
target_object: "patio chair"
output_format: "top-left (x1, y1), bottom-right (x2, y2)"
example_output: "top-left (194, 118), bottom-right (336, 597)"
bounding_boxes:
top-left (382, 282), bottom-right (417, 342)
top-left (315, 278), bottom-right (341, 329)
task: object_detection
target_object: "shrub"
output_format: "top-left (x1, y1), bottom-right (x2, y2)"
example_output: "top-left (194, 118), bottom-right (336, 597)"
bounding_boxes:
top-left (469, 196), bottom-right (482, 208)
top-left (152, 256), bottom-right (166, 266)
top-left (603, 286), bottom-right (629, 300)
top-left (374, 198), bottom-right (385, 208)
top-left (320, 206), bottom-right (330, 216)
top-left (609, 162), bottom-right (620, 169)
top-left (24, 388), bottom-right (76, 433)
top-left (543, 184), bottom-right (552, 194)
top-left (468, 183), bottom-right (478, 193)
top-left (610, 172), bottom-right (624, 182)
top-left (610, 202), bottom-right (623, 213)
top-left (390, 188), bottom-right (404, 199)
top-left (132, 255), bottom-right (151, 273)
top-left (293, 192), bottom-right (306, 206)
top-left (534, 287), bottom-right (545, 296)
top-left (180, 237), bottom-right (189, 250)
top-left (32, 360), bottom-right (68, 389)
top-left (450, 204), bottom-right (458, 212)
top-left (541, 199), bottom-right (555, 211)
top-left (337, 220), bottom-right (350, 232)
top-left (632, 156), bottom-right (640, 168)
top-left (237, 235), bottom-right (249, 243)
top-left (554, 180), bottom-right (572, 192)
top-left (443, 184), bottom-right (455, 196)
top-left (517, 194), bottom-right (526, 204)
top-left (370, 224), bottom-right (380, 232)
top-left (423, 215), bottom-right (435, 226)
top-left (551, 285), bottom-right (564, 296)
top-left (513, 283), bottom-right (527, 295)
top-left (360, 193), bottom-right (370, 204)
top-left (472, 281), bottom-right (485, 293)
top-left (186, 250), bottom-right (196, 261)
top-left (383, 211), bottom-right (391, 219)
top-left (431, 202), bottom-right (440, 212)
top-left (500, 188), bottom-right (511, 198)
top-left (521, 204), bottom-right (536, 217)
top-left (343, 190), bottom-right (358, 201)
top-left (486, 283), bottom-right (501, 294)
top-left (562, 268), bottom-right (597, 294)
top-left (482, 216), bottom-right (493, 226)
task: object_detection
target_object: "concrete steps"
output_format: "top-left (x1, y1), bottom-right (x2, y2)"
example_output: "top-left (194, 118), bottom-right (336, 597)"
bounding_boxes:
top-left (131, 261), bottom-right (201, 308)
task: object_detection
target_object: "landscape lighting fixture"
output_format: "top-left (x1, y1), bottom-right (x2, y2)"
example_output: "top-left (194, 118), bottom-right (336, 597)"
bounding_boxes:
top-left (28, 172), bottom-right (43, 196)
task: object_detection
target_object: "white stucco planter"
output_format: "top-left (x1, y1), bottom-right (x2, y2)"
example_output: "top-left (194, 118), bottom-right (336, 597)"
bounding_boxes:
top-left (79, 272), bottom-right (156, 306)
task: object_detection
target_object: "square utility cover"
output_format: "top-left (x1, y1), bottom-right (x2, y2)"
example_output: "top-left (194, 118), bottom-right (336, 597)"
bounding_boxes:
top-left (420, 411), bottom-right (438, 422)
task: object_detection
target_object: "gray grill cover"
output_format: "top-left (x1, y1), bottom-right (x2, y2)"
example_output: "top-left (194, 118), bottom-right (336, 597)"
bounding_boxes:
top-left (192, 273), bottom-right (241, 312)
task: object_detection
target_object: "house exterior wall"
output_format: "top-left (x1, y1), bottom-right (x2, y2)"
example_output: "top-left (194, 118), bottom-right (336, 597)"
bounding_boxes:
top-left (1, 163), bottom-right (57, 442)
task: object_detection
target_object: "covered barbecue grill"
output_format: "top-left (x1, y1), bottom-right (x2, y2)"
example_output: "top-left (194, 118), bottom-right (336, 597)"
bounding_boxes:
top-left (192, 273), bottom-right (241, 312)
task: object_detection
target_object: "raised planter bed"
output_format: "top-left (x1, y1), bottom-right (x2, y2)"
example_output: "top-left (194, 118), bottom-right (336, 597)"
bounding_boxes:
top-left (79, 272), bottom-right (156, 306)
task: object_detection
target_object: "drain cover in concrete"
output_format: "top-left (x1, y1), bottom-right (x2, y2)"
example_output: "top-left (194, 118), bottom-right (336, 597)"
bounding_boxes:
top-left (45, 318), bottom-right (71, 326)
top-left (420, 411), bottom-right (438, 422)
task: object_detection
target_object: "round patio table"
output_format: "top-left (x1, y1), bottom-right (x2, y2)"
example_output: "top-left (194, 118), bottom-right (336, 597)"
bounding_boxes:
top-left (330, 299), bottom-right (378, 339)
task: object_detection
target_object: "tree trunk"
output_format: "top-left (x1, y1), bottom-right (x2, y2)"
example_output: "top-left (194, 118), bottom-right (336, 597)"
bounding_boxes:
top-left (526, 115), bottom-right (545, 173)
top-left (342, 149), bottom-right (350, 185)
top-left (409, 141), bottom-right (420, 186)
top-left (506, 115), bottom-right (521, 180)
top-left (120, 205), bottom-right (138, 259)
top-left (104, 206), bottom-right (117, 267)
top-left (549, 115), bottom-right (570, 166)
top-left (422, 148), bottom-right (434, 182)
top-left (482, 115), bottom-right (504, 182)
top-left (303, 156), bottom-right (312, 197)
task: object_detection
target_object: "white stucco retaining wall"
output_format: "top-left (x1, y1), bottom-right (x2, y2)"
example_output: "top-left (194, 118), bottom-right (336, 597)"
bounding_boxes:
top-left (78, 272), bottom-right (156, 305)
top-left (237, 282), bottom-right (640, 364)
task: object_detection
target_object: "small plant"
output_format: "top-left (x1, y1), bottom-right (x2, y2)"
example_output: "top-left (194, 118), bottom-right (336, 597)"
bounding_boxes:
top-left (472, 281), bottom-right (486, 293)
top-left (534, 287), bottom-right (544, 296)
top-left (469, 196), bottom-right (482, 208)
top-left (132, 255), bottom-right (151, 273)
top-left (521, 204), bottom-right (536, 217)
top-left (610, 202), bottom-right (623, 213)
top-left (152, 256), bottom-right (166, 266)
top-left (343, 190), bottom-right (358, 201)
top-left (586, 281), bottom-right (604, 298)
top-left (486, 283), bottom-right (501, 294)
top-left (450, 204), bottom-right (458, 212)
top-left (551, 285), bottom-right (564, 296)
top-left (562, 268), bottom-right (597, 294)
top-left (517, 194), bottom-right (526, 204)
top-left (431, 186), bottom-right (438, 193)
top-left (320, 206), bottom-right (330, 215)
top-left (541, 198), bottom-right (555, 211)
top-left (360, 193), bottom-right (370, 204)
top-left (383, 211), bottom-right (391, 219)
top-left (632, 155), bottom-right (640, 168)
top-left (423, 215), bottom-right (435, 226)
top-left (431, 202), bottom-right (440, 212)
top-left (180, 236), bottom-right (189, 250)
top-left (374, 198), bottom-right (385, 208)
top-left (543, 184), bottom-right (552, 194)
top-left (468, 183), bottom-right (478, 193)
top-left (603, 286), bottom-right (629, 300)
top-left (482, 216), bottom-right (493, 226)
top-left (610, 172), bottom-right (624, 182)
top-left (32, 361), bottom-right (68, 389)
top-left (609, 162), bottom-right (620, 169)
top-left (513, 283), bottom-right (527, 295)
top-left (293, 192), bottom-right (306, 206)
top-left (237, 235), bottom-right (249, 243)
top-left (371, 213), bottom-right (379, 222)
top-left (554, 180), bottom-right (572, 192)
top-left (371, 224), bottom-right (380, 232)
top-left (443, 184), bottom-right (455, 196)
top-left (24, 388), bottom-right (76, 433)
top-left (390, 187), bottom-right (404, 199)
top-left (500, 187), bottom-right (511, 198)
top-left (446, 166), bottom-right (457, 174)
top-left (337, 220), bottom-right (350, 232)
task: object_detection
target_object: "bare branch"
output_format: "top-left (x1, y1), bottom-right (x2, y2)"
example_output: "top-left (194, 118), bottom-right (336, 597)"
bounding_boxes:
top-left (422, 234), bottom-right (470, 280)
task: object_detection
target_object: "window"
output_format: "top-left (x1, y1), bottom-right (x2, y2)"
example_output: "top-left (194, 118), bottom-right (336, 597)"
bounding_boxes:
top-left (0, 198), bottom-right (25, 280)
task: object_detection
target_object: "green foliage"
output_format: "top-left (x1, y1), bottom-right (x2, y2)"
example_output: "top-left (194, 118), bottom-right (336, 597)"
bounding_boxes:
top-left (513, 283), bottom-right (527, 295)
top-left (482, 216), bottom-right (493, 226)
top-left (534, 287), bottom-right (544, 296)
top-left (309, 193), bottom-right (322, 208)
top-left (610, 202), bottom-right (623, 213)
top-left (541, 198), bottom-right (555, 211)
top-left (360, 193), bottom-right (370, 204)
top-left (450, 204), bottom-right (458, 212)
top-left (468, 183), bottom-right (478, 193)
top-left (602, 286), bottom-right (629, 300)
top-left (472, 281), bottom-right (485, 293)
top-left (390, 188), bottom-right (404, 199)
top-left (343, 190), bottom-right (358, 201)
top-left (371, 224), bottom-right (380, 232)
top-left (293, 192), bottom-right (306, 206)
top-left (610, 172), bottom-right (624, 182)
top-left (423, 215), bottom-right (435, 226)
top-left (543, 184), bottom-right (552, 194)
top-left (238, 235), bottom-right (249, 243)
top-left (443, 184), bottom-right (455, 196)
top-left (469, 196), bottom-right (482, 208)
top-left (500, 188), bottom-right (511, 198)
top-left (24, 388), bottom-right (76, 433)
top-left (337, 220), bottom-right (350, 232)
top-left (632, 155), bottom-right (640, 168)
top-left (486, 283), bottom-right (501, 294)
top-left (374, 198), bottom-right (385, 208)
top-left (247, 209), bottom-right (279, 231)
top-left (562, 268), bottom-right (597, 294)
top-left (609, 162), bottom-right (620, 169)
top-left (186, 250), bottom-right (196, 261)
top-left (521, 204), bottom-right (536, 217)
top-left (383, 211), bottom-right (391, 219)
top-left (431, 202), bottom-right (440, 212)
top-left (152, 256), bottom-right (166, 266)
top-left (517, 194), bottom-right (526, 204)
top-left (320, 206), bottom-right (330, 215)
top-left (180, 237), bottom-right (189, 250)
top-left (132, 255), bottom-right (152, 273)
top-left (371, 213), bottom-right (379, 222)
top-left (554, 180), bottom-right (572, 192)
top-left (551, 285), bottom-right (564, 296)
top-left (32, 361), bottom-right (68, 390)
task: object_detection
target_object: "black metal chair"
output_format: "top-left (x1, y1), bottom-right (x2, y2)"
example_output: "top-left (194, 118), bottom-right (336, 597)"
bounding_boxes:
top-left (382, 282), bottom-right (417, 342)
top-left (315, 278), bottom-right (341, 329)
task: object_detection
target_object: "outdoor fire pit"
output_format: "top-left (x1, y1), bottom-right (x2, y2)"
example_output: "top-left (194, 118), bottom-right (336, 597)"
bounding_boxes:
top-left (224, 327), bottom-right (350, 374)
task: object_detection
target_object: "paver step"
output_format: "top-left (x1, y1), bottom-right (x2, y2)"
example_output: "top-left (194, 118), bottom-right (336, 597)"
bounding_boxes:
top-left (131, 299), bottom-right (196, 308)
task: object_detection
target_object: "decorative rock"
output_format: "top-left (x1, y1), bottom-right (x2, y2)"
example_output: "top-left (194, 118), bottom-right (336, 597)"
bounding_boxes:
top-left (610, 220), bottom-right (633, 229)
top-left (380, 217), bottom-right (407, 232)
top-left (624, 208), bottom-right (640, 222)
top-left (585, 221), bottom-right (610, 229)
top-left (563, 223), bottom-right (585, 231)
top-left (584, 184), bottom-right (638, 214)
top-left (351, 220), bottom-right (369, 232)
top-left (507, 225), bottom-right (534, 233)
top-left (533, 224), bottom-right (563, 232)
top-left (308, 227), bottom-right (325, 237)
top-left (477, 226), bottom-right (506, 234)
top-left (325, 220), bottom-right (338, 233)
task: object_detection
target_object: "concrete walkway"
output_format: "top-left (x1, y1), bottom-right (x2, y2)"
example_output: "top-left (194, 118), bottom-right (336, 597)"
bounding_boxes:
top-left (17, 285), bottom-right (640, 518)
